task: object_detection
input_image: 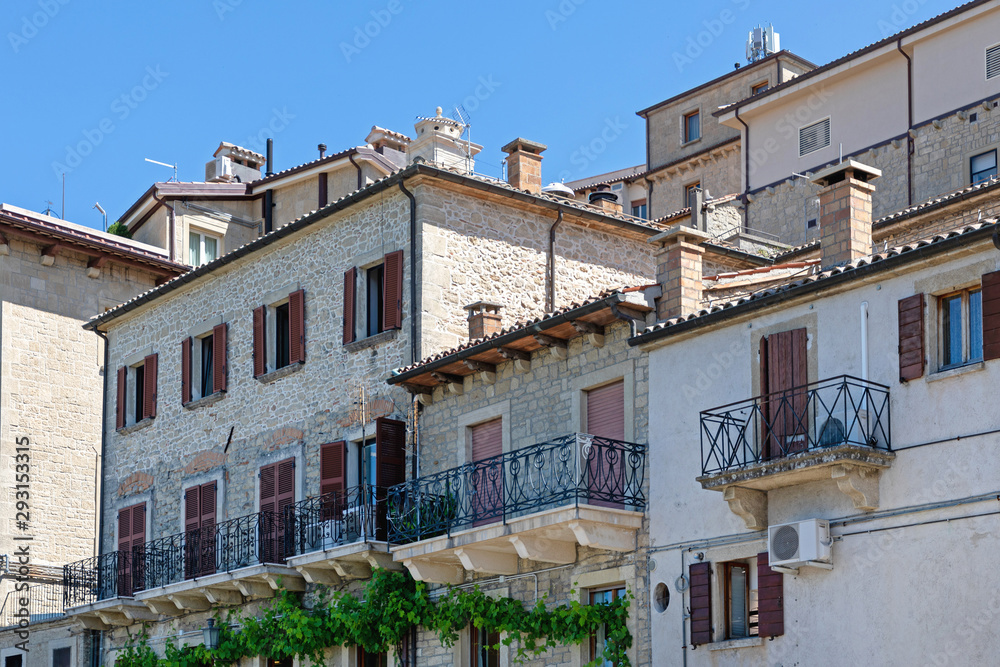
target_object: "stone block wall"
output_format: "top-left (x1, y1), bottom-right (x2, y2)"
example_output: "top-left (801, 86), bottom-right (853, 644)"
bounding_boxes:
top-left (648, 145), bottom-right (742, 221)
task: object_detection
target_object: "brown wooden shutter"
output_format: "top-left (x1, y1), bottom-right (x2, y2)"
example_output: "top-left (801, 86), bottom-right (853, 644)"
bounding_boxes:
top-left (277, 458), bottom-right (296, 515)
top-left (259, 463), bottom-right (277, 515)
top-left (253, 305), bottom-right (266, 377)
top-left (129, 504), bottom-right (145, 552)
top-left (213, 323), bottom-right (227, 393)
top-left (118, 506), bottom-right (132, 553)
top-left (689, 562), bottom-right (712, 646)
top-left (289, 289), bottom-right (305, 364)
top-left (382, 250), bottom-right (403, 331)
top-left (376, 418), bottom-right (407, 488)
top-left (898, 294), bottom-right (925, 381)
top-left (757, 552), bottom-right (784, 638)
top-left (343, 267), bottom-right (357, 344)
top-left (983, 271), bottom-right (1000, 361)
top-left (181, 337), bottom-right (192, 405)
top-left (200, 482), bottom-right (217, 531)
top-left (116, 366), bottom-right (127, 429)
top-left (143, 354), bottom-right (157, 419)
top-left (586, 381), bottom-right (625, 441)
top-left (471, 419), bottom-right (503, 462)
top-left (765, 329), bottom-right (808, 455)
top-left (759, 336), bottom-right (771, 456)
top-left (320, 442), bottom-right (347, 496)
top-left (185, 486), bottom-right (201, 534)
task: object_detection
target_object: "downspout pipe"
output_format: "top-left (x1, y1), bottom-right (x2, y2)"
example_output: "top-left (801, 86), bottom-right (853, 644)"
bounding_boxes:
top-left (897, 38), bottom-right (914, 206)
top-left (153, 194), bottom-right (175, 261)
top-left (398, 180), bottom-right (418, 365)
top-left (349, 152), bottom-right (364, 191)
top-left (547, 208), bottom-right (564, 312)
top-left (734, 106), bottom-right (751, 232)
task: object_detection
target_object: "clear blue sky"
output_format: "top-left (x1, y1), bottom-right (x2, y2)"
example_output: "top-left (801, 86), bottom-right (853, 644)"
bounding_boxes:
top-left (1, 0), bottom-right (961, 230)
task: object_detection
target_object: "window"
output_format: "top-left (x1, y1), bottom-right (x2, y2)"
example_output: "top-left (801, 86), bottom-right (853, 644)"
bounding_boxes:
top-left (117, 503), bottom-right (146, 595)
top-left (344, 250), bottom-right (403, 345)
top-left (356, 648), bottom-right (387, 667)
top-left (182, 324), bottom-right (227, 404)
top-left (134, 364), bottom-right (145, 421)
top-left (367, 263), bottom-right (385, 338)
top-left (253, 289), bottom-right (305, 378)
top-left (798, 117), bottom-right (831, 157)
top-left (470, 625), bottom-right (500, 667)
top-left (470, 418), bottom-right (504, 526)
top-left (631, 203), bottom-right (647, 219)
top-left (590, 586), bottom-right (626, 666)
top-left (723, 561), bottom-right (759, 639)
top-left (940, 288), bottom-right (983, 369)
top-left (199, 334), bottom-right (214, 397)
top-left (51, 648), bottom-right (71, 667)
top-left (683, 110), bottom-right (700, 143)
top-left (4, 655), bottom-right (23, 667)
top-left (117, 354), bottom-right (157, 428)
top-left (685, 183), bottom-right (701, 209)
top-left (751, 81), bottom-right (769, 95)
top-left (971, 149), bottom-right (997, 185)
top-left (184, 482), bottom-right (217, 578)
top-left (275, 302), bottom-right (290, 369)
top-left (188, 230), bottom-right (219, 267)
top-left (259, 458), bottom-right (295, 560)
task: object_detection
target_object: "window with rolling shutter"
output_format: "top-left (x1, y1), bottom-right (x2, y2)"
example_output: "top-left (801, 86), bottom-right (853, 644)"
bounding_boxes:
top-left (586, 381), bottom-right (625, 441)
top-left (757, 552), bottom-right (784, 638)
top-left (253, 306), bottom-right (266, 377)
top-left (288, 289), bottom-right (305, 364)
top-left (470, 419), bottom-right (503, 526)
top-left (383, 250), bottom-right (403, 331)
top-left (181, 338), bottom-right (192, 405)
top-left (898, 294), bottom-right (925, 381)
top-left (798, 117), bottom-right (831, 157)
top-left (689, 562), bottom-right (712, 646)
top-left (213, 323), bottom-right (227, 393)
top-left (987, 43), bottom-right (1000, 80)
top-left (116, 366), bottom-right (127, 430)
top-left (982, 270), bottom-right (1000, 361)
top-left (344, 268), bottom-right (357, 344)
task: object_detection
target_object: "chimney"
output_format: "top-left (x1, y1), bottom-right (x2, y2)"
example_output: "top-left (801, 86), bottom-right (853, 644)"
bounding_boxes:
top-left (649, 225), bottom-right (711, 320)
top-left (501, 138), bottom-right (547, 194)
top-left (588, 185), bottom-right (623, 215)
top-left (810, 160), bottom-right (881, 267)
top-left (464, 301), bottom-right (503, 340)
top-left (318, 143), bottom-right (327, 159)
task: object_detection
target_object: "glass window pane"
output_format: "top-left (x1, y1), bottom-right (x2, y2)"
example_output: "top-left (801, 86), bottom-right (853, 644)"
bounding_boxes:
top-left (971, 150), bottom-right (997, 184)
top-left (970, 290), bottom-right (983, 362)
top-left (201, 335), bottom-right (214, 396)
top-left (942, 295), bottom-right (963, 366)
top-left (203, 236), bottom-right (218, 263)
top-left (686, 112), bottom-right (700, 142)
top-left (189, 232), bottom-right (200, 266)
top-left (730, 565), bottom-right (748, 637)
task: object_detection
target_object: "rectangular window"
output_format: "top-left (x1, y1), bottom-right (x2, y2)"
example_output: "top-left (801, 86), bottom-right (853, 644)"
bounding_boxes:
top-left (941, 288), bottom-right (983, 369)
top-left (751, 81), bottom-right (769, 95)
top-left (367, 263), bottom-right (385, 337)
top-left (356, 648), bottom-right (387, 667)
top-left (51, 648), bottom-right (71, 667)
top-left (200, 334), bottom-right (214, 398)
top-left (275, 302), bottom-right (290, 369)
top-left (685, 183), bottom-right (701, 209)
top-left (470, 625), bottom-right (500, 667)
top-left (188, 231), bottom-right (220, 267)
top-left (971, 149), bottom-right (997, 185)
top-left (684, 110), bottom-right (700, 143)
top-left (134, 364), bottom-right (145, 422)
top-left (724, 561), bottom-right (759, 639)
top-left (590, 586), bottom-right (626, 666)
top-left (361, 438), bottom-right (377, 488)
top-left (798, 118), bottom-right (831, 157)
top-left (631, 203), bottom-right (647, 219)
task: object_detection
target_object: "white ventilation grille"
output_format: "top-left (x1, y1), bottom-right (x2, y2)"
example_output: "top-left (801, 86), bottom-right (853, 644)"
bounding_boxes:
top-left (799, 118), bottom-right (831, 157)
top-left (987, 43), bottom-right (1000, 80)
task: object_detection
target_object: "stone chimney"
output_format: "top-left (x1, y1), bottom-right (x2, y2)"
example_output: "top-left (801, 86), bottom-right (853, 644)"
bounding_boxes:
top-left (501, 138), bottom-right (547, 194)
top-left (649, 225), bottom-right (711, 320)
top-left (588, 185), bottom-right (623, 215)
top-left (464, 301), bottom-right (503, 340)
top-left (810, 160), bottom-right (881, 267)
top-left (409, 107), bottom-right (482, 174)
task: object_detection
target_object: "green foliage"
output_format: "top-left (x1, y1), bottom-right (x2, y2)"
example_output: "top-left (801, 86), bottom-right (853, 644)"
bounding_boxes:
top-left (111, 569), bottom-right (631, 667)
top-left (106, 221), bottom-right (133, 239)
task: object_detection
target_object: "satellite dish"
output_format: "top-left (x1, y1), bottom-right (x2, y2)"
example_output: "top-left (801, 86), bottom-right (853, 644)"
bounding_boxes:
top-left (542, 182), bottom-right (575, 198)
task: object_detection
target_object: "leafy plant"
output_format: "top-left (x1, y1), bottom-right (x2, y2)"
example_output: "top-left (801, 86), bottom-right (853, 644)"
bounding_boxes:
top-left (107, 221), bottom-right (133, 239)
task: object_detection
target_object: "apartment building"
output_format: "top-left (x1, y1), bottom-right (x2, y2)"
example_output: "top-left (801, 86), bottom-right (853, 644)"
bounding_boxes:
top-left (0, 206), bottom-right (185, 667)
top-left (632, 159), bottom-right (1000, 664)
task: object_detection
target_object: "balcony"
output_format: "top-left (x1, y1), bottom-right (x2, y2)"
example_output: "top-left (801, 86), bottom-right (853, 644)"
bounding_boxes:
top-left (699, 375), bottom-right (894, 529)
top-left (1, 582), bottom-right (64, 630)
top-left (387, 434), bottom-right (646, 584)
top-left (64, 510), bottom-right (304, 628)
top-left (282, 485), bottom-right (399, 584)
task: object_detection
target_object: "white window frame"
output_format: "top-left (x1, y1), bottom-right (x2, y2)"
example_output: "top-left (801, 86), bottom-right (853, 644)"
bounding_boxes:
top-left (188, 228), bottom-right (222, 267)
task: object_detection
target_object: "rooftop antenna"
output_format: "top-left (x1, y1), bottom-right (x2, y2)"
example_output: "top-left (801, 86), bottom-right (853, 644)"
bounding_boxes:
top-left (746, 23), bottom-right (780, 63)
top-left (93, 202), bottom-right (107, 231)
top-left (42, 200), bottom-right (59, 218)
top-left (453, 105), bottom-right (472, 173)
top-left (145, 157), bottom-right (177, 182)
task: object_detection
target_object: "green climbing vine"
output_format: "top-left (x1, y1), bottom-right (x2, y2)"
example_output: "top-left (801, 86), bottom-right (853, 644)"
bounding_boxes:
top-left (112, 569), bottom-right (631, 667)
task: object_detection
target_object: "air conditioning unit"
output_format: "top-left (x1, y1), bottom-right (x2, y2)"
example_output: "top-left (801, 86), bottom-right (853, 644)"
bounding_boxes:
top-left (205, 156), bottom-right (234, 182)
top-left (767, 518), bottom-right (833, 572)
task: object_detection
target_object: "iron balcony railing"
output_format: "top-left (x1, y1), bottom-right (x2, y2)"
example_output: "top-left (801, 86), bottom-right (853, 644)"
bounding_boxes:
top-left (62, 510), bottom-right (284, 605)
top-left (387, 433), bottom-right (647, 545)
top-left (284, 484), bottom-right (390, 557)
top-left (700, 375), bottom-right (891, 476)
top-left (0, 582), bottom-right (64, 629)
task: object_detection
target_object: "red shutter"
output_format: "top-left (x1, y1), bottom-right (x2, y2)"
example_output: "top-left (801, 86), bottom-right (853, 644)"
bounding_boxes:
top-left (376, 418), bottom-right (407, 488)
top-left (185, 486), bottom-right (201, 534)
top-left (259, 463), bottom-right (277, 515)
top-left (288, 289), bottom-right (305, 364)
top-left (117, 503), bottom-right (145, 595)
top-left (343, 267), bottom-right (357, 344)
top-left (689, 562), bottom-right (712, 646)
top-left (471, 419), bottom-right (503, 461)
top-left (213, 323), bottom-right (227, 393)
top-left (277, 458), bottom-right (296, 516)
top-left (757, 552), bottom-right (784, 638)
top-left (586, 381), bottom-right (625, 441)
top-left (181, 338), bottom-right (192, 405)
top-left (253, 306), bottom-right (266, 377)
top-left (382, 250), bottom-right (403, 331)
top-left (116, 367), bottom-right (126, 430)
top-left (766, 329), bottom-right (808, 455)
top-left (898, 294), bottom-right (925, 381)
top-left (143, 354), bottom-right (157, 419)
top-left (982, 271), bottom-right (1000, 361)
top-left (320, 442), bottom-right (347, 496)
top-left (759, 336), bottom-right (771, 456)
top-left (201, 482), bottom-right (217, 531)
top-left (130, 504), bottom-right (145, 552)
top-left (118, 506), bottom-right (132, 553)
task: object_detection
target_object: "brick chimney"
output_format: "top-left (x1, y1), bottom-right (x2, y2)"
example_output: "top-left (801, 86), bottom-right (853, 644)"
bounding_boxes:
top-left (502, 138), bottom-right (547, 194)
top-left (810, 160), bottom-right (881, 267)
top-left (649, 225), bottom-right (711, 320)
top-left (464, 301), bottom-right (503, 340)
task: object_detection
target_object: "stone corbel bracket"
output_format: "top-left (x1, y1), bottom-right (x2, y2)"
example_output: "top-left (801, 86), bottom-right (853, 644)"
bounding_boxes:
top-left (723, 486), bottom-right (768, 531)
top-left (831, 464), bottom-right (881, 511)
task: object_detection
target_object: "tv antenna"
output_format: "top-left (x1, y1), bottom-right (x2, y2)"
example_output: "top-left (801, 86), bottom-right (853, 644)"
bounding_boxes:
top-left (453, 105), bottom-right (473, 173)
top-left (145, 157), bottom-right (177, 182)
top-left (42, 200), bottom-right (59, 218)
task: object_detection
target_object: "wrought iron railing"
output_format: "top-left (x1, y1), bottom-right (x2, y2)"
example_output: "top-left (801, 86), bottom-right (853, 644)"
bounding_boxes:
top-left (700, 375), bottom-right (891, 476)
top-left (284, 484), bottom-right (390, 557)
top-left (0, 582), bottom-right (64, 629)
top-left (62, 510), bottom-right (283, 604)
top-left (387, 433), bottom-right (647, 544)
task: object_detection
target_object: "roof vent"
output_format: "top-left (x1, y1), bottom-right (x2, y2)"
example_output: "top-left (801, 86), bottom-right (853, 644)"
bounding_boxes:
top-left (542, 182), bottom-right (575, 198)
top-left (987, 43), bottom-right (1000, 80)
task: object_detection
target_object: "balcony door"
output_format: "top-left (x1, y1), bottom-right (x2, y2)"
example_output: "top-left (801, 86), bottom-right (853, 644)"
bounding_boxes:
top-left (760, 329), bottom-right (809, 458)
top-left (260, 458), bottom-right (295, 563)
top-left (586, 380), bottom-right (625, 509)
top-left (184, 482), bottom-right (217, 578)
top-left (117, 503), bottom-right (146, 596)
top-left (470, 418), bottom-right (504, 526)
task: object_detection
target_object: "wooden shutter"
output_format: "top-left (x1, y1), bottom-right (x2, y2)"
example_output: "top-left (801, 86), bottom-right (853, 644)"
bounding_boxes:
top-left (289, 289), bottom-right (305, 364)
top-left (253, 305), bottom-right (266, 377)
top-left (259, 463), bottom-right (277, 515)
top-left (129, 504), bottom-right (145, 551)
top-left (181, 337), bottom-right (192, 405)
top-left (757, 552), bottom-right (784, 638)
top-left (983, 271), bottom-right (1000, 361)
top-left (898, 294), bottom-right (925, 381)
top-left (376, 418), bottom-right (407, 488)
top-left (116, 366), bottom-right (127, 429)
top-left (142, 354), bottom-right (157, 419)
top-left (320, 442), bottom-right (347, 496)
top-left (118, 506), bottom-right (133, 553)
top-left (200, 482), bottom-right (217, 529)
top-left (213, 323), bottom-right (227, 393)
top-left (277, 458), bottom-right (296, 515)
top-left (586, 381), bottom-right (625, 441)
top-left (765, 329), bottom-right (808, 455)
top-left (343, 268), bottom-right (357, 344)
top-left (382, 250), bottom-right (403, 331)
top-left (689, 562), bottom-right (712, 646)
top-left (185, 486), bottom-right (201, 534)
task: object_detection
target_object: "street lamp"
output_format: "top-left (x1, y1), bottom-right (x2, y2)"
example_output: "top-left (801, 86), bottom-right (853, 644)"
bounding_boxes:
top-left (202, 618), bottom-right (221, 650)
